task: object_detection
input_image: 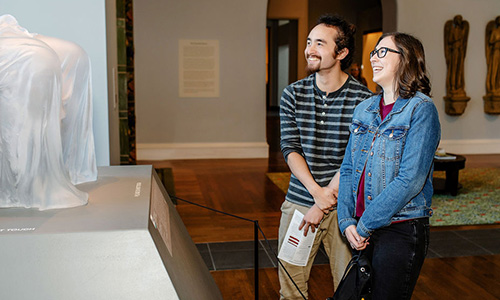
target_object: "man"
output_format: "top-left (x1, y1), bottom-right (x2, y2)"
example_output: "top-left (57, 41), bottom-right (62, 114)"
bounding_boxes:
top-left (278, 14), bottom-right (373, 299)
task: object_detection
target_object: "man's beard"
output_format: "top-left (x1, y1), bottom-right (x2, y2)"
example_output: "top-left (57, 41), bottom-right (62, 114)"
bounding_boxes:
top-left (305, 52), bottom-right (337, 75)
top-left (306, 61), bottom-right (320, 75)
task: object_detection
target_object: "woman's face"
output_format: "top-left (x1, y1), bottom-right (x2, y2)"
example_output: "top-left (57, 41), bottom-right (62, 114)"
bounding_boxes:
top-left (370, 36), bottom-right (401, 91)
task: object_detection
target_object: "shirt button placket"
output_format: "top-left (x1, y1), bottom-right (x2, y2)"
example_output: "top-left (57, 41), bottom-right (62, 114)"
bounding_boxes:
top-left (321, 95), bottom-right (327, 125)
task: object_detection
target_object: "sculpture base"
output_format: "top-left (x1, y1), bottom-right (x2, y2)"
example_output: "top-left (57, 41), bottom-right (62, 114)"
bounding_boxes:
top-left (444, 95), bottom-right (470, 116)
top-left (483, 95), bottom-right (500, 115)
top-left (0, 166), bottom-right (222, 300)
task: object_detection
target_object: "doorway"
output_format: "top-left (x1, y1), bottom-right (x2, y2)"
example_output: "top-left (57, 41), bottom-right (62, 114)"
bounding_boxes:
top-left (266, 19), bottom-right (299, 170)
top-left (362, 31), bottom-right (383, 93)
top-left (266, 19), bottom-right (298, 112)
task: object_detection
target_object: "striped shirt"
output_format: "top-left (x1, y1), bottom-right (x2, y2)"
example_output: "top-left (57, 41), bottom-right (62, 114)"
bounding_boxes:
top-left (280, 74), bottom-right (373, 207)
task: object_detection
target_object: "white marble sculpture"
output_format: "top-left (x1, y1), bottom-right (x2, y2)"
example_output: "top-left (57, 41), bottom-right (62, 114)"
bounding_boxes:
top-left (0, 14), bottom-right (97, 210)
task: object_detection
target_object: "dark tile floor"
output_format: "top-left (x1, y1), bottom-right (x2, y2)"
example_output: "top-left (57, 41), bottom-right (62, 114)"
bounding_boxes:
top-left (196, 228), bottom-right (500, 271)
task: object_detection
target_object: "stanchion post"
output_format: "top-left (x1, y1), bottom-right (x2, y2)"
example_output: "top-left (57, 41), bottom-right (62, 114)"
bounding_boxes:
top-left (254, 220), bottom-right (259, 300)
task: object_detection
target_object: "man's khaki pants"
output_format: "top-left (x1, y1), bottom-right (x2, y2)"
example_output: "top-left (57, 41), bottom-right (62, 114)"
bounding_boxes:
top-left (278, 201), bottom-right (351, 300)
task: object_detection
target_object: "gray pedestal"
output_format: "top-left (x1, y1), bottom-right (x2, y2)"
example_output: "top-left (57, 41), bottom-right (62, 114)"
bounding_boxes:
top-left (0, 166), bottom-right (222, 300)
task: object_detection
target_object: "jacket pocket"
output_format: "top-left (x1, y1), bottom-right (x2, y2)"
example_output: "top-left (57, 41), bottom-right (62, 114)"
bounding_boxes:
top-left (349, 121), bottom-right (369, 152)
top-left (380, 126), bottom-right (408, 140)
top-left (378, 126), bottom-right (408, 161)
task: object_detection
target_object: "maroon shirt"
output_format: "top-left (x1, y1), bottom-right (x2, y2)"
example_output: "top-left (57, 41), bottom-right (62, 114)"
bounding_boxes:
top-left (356, 98), bottom-right (395, 217)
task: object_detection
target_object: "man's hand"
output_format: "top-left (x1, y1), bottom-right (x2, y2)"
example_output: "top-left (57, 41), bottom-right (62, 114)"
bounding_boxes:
top-left (312, 171), bottom-right (340, 213)
top-left (285, 153), bottom-right (338, 213)
top-left (298, 205), bottom-right (324, 236)
top-left (311, 186), bottom-right (337, 212)
top-left (345, 225), bottom-right (369, 250)
top-left (325, 171), bottom-right (340, 203)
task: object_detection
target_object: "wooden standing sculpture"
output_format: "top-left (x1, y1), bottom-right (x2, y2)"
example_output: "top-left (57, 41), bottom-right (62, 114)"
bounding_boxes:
top-left (444, 15), bottom-right (471, 115)
top-left (484, 16), bottom-right (500, 114)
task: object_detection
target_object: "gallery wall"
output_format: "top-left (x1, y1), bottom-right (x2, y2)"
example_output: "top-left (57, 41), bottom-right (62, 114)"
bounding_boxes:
top-left (0, 0), bottom-right (111, 165)
top-left (134, 0), bottom-right (268, 160)
top-left (135, 0), bottom-right (500, 159)
top-left (397, 0), bottom-right (500, 154)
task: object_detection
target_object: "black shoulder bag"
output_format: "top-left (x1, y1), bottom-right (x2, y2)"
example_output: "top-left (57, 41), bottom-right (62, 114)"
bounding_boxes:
top-left (327, 250), bottom-right (372, 300)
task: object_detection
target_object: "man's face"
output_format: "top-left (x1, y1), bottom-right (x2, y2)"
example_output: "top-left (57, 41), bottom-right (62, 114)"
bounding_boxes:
top-left (304, 24), bottom-right (341, 74)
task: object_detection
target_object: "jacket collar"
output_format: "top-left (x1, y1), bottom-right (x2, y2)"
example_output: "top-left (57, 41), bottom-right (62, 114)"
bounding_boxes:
top-left (365, 93), bottom-right (412, 115)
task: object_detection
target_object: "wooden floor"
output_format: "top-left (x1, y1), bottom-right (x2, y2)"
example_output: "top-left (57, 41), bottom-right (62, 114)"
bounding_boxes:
top-left (141, 158), bottom-right (285, 243)
top-left (140, 154), bottom-right (500, 243)
top-left (211, 254), bottom-right (500, 299)
top-left (139, 153), bottom-right (500, 299)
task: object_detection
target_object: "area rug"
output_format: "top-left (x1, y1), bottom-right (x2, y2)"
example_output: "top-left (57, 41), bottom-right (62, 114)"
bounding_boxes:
top-left (266, 168), bottom-right (500, 226)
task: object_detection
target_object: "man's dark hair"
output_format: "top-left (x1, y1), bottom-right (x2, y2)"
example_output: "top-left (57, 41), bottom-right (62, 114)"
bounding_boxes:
top-left (317, 14), bottom-right (356, 71)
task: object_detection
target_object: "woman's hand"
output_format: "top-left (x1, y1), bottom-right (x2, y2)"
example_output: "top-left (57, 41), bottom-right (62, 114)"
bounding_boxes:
top-left (345, 225), bottom-right (369, 250)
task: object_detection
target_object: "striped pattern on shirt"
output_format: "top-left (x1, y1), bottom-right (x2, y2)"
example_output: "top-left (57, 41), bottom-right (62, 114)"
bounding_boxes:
top-left (280, 74), bottom-right (373, 207)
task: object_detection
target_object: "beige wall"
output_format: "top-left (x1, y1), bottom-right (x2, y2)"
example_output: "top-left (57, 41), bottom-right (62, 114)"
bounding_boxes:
top-left (134, 0), bottom-right (268, 159)
top-left (134, 0), bottom-right (499, 160)
top-left (397, 0), bottom-right (500, 153)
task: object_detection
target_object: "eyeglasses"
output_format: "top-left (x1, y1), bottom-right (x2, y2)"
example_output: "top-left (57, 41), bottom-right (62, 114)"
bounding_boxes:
top-left (370, 47), bottom-right (401, 59)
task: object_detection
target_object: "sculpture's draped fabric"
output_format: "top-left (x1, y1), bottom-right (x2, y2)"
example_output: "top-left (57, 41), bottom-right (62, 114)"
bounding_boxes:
top-left (36, 34), bottom-right (97, 184)
top-left (0, 15), bottom-right (91, 210)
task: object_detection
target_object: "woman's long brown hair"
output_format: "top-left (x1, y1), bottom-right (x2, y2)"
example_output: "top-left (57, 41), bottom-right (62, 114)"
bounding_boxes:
top-left (377, 32), bottom-right (431, 98)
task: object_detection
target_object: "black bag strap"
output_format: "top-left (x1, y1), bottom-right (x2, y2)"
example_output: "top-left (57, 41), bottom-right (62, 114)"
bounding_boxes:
top-left (338, 251), bottom-right (362, 283)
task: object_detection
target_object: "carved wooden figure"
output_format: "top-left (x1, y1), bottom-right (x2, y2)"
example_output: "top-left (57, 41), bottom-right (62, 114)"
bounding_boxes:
top-left (444, 15), bottom-right (470, 115)
top-left (484, 16), bottom-right (500, 114)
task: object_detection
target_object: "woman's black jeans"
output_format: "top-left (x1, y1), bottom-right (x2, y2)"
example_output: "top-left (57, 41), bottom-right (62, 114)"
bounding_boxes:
top-left (363, 218), bottom-right (430, 300)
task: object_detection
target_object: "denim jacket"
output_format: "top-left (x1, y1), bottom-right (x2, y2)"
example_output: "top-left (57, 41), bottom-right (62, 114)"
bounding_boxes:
top-left (338, 92), bottom-right (441, 238)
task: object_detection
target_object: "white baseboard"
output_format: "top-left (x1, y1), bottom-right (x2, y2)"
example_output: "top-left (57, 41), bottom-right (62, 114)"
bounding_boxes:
top-left (137, 139), bottom-right (498, 160)
top-left (137, 142), bottom-right (269, 160)
top-left (438, 139), bottom-right (500, 154)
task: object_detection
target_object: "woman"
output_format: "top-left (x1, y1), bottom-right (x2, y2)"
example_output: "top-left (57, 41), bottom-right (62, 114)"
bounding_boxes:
top-left (337, 32), bottom-right (440, 299)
